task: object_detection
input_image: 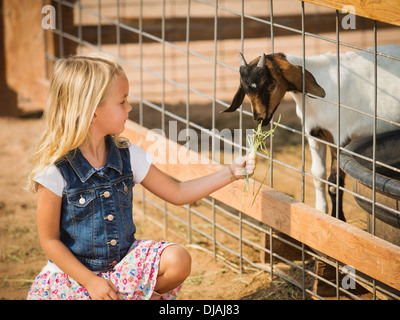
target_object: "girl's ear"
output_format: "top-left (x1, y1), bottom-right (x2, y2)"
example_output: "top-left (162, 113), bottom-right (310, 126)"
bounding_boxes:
top-left (91, 109), bottom-right (98, 123)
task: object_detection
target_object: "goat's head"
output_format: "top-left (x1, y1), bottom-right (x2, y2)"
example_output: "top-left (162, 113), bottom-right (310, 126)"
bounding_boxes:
top-left (222, 52), bottom-right (326, 126)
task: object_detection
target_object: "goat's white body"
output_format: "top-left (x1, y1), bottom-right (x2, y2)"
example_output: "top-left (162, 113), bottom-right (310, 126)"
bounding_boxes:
top-left (286, 45), bottom-right (400, 213)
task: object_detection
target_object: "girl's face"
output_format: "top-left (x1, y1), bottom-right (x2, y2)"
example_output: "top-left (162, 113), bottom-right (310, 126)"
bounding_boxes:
top-left (93, 73), bottom-right (132, 136)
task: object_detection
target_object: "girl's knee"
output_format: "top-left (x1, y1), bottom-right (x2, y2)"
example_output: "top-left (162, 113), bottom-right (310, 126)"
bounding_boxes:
top-left (161, 245), bottom-right (191, 279)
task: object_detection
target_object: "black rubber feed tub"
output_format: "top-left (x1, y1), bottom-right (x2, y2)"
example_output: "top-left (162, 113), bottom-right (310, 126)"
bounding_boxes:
top-left (340, 130), bottom-right (400, 244)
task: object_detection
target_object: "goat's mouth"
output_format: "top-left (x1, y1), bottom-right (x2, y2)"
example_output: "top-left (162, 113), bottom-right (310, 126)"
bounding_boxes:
top-left (252, 104), bottom-right (272, 126)
top-left (255, 116), bottom-right (272, 127)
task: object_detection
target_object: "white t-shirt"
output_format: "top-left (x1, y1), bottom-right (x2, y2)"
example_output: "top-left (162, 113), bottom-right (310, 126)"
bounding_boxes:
top-left (34, 143), bottom-right (152, 197)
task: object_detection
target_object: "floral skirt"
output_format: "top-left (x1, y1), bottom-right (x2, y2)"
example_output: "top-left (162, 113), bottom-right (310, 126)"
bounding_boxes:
top-left (27, 239), bottom-right (181, 300)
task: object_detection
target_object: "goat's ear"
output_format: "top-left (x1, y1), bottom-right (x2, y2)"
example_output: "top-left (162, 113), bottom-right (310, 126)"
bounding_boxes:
top-left (272, 54), bottom-right (326, 98)
top-left (221, 85), bottom-right (245, 113)
top-left (303, 69), bottom-right (326, 98)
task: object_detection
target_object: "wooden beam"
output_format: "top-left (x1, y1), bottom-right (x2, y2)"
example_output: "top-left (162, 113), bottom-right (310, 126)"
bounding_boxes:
top-left (302, 0), bottom-right (400, 26)
top-left (123, 120), bottom-right (400, 291)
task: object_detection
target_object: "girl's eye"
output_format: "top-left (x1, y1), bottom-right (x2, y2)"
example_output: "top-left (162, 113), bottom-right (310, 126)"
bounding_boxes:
top-left (120, 100), bottom-right (126, 104)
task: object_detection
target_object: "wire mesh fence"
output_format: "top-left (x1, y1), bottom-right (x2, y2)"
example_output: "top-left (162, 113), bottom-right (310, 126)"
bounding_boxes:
top-left (43, 0), bottom-right (400, 299)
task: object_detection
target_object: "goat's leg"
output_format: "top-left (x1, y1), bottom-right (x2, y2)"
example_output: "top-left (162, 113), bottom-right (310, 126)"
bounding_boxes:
top-left (327, 146), bottom-right (346, 221)
top-left (308, 137), bottom-right (328, 213)
top-left (327, 171), bottom-right (346, 221)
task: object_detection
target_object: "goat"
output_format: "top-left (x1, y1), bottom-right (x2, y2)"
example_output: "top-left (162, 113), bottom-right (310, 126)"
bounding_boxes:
top-left (223, 45), bottom-right (400, 221)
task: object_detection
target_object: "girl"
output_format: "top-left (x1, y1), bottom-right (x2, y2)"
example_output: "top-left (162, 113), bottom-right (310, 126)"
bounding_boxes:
top-left (26, 55), bottom-right (256, 300)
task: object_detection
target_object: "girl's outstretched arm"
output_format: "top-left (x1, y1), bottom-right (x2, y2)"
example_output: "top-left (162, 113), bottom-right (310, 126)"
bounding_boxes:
top-left (140, 153), bottom-right (256, 206)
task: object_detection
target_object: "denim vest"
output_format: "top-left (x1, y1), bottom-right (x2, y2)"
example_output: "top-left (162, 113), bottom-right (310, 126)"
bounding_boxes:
top-left (56, 135), bottom-right (136, 272)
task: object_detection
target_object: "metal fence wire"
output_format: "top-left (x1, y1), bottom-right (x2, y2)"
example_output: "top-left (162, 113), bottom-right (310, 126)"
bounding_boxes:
top-left (44, 0), bottom-right (400, 300)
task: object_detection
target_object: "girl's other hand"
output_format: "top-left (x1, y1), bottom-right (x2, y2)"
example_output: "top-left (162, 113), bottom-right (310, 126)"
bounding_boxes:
top-left (85, 275), bottom-right (120, 300)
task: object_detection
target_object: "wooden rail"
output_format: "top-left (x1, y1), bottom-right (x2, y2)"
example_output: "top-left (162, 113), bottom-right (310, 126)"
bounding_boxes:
top-left (303, 0), bottom-right (400, 26)
top-left (123, 120), bottom-right (400, 292)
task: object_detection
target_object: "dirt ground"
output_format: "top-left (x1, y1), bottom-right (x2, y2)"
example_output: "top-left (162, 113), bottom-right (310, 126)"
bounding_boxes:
top-left (0, 115), bottom-right (309, 300)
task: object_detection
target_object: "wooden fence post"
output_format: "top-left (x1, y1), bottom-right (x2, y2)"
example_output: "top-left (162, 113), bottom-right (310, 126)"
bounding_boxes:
top-left (0, 0), bottom-right (76, 117)
top-left (0, 0), bottom-right (18, 116)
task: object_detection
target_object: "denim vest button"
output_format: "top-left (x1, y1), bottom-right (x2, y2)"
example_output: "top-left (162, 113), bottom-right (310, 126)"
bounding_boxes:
top-left (103, 191), bottom-right (110, 198)
top-left (109, 239), bottom-right (117, 246)
top-left (79, 196), bottom-right (85, 204)
top-left (106, 214), bottom-right (114, 221)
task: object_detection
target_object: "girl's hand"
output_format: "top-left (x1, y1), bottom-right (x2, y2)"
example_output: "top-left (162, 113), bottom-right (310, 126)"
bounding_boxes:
top-left (229, 153), bottom-right (257, 180)
top-left (85, 275), bottom-right (120, 300)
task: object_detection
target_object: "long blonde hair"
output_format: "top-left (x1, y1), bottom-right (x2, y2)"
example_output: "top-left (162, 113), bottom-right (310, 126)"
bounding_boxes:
top-left (27, 55), bottom-right (127, 192)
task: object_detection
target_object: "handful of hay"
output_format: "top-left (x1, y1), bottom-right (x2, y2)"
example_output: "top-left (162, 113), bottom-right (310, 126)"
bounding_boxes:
top-left (244, 115), bottom-right (281, 205)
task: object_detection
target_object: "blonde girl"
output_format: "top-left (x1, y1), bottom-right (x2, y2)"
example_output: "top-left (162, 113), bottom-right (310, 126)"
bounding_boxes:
top-left (27, 55), bottom-right (256, 300)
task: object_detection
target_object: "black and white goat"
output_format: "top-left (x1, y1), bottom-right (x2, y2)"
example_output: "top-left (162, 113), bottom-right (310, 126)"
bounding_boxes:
top-left (223, 45), bottom-right (400, 221)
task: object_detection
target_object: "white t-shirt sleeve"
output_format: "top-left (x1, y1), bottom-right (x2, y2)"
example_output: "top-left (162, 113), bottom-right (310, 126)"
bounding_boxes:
top-left (34, 144), bottom-right (152, 196)
top-left (129, 144), bottom-right (153, 183)
top-left (34, 164), bottom-right (66, 197)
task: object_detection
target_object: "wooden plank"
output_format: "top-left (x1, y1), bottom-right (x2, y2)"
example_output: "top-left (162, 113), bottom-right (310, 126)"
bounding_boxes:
top-left (302, 0), bottom-right (400, 26)
top-left (123, 120), bottom-right (400, 291)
